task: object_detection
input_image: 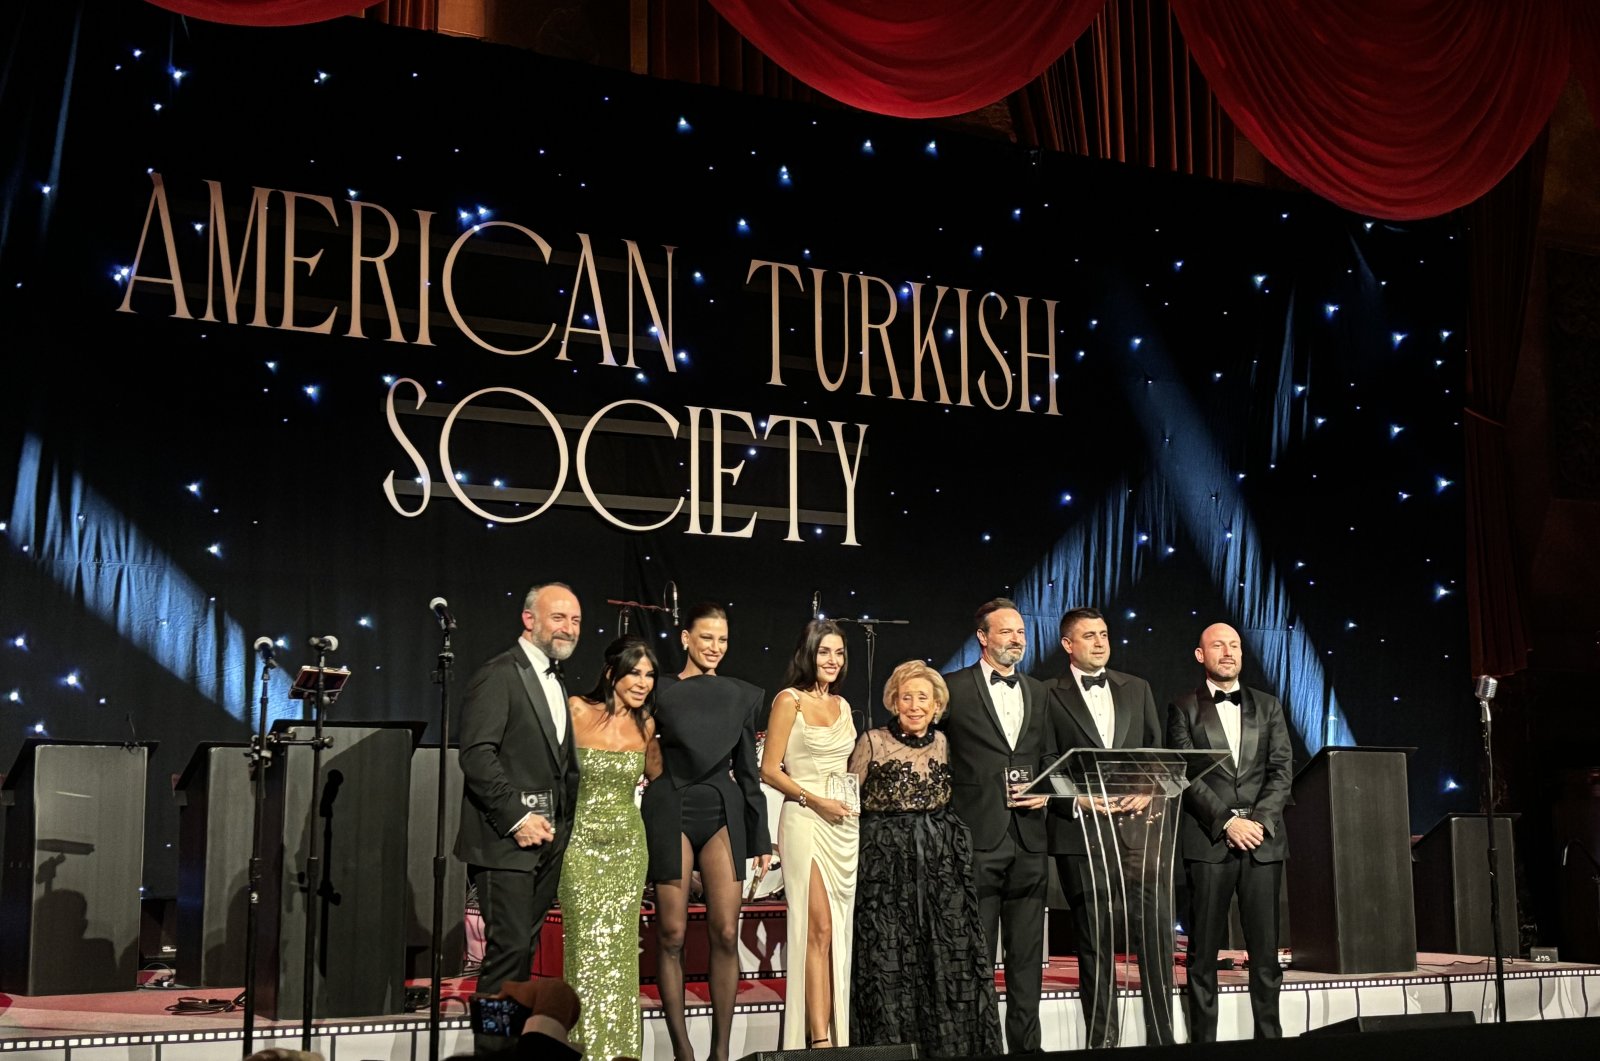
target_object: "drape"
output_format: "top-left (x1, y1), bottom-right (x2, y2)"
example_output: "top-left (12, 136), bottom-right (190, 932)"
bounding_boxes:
top-left (1011, 0), bottom-right (1232, 181)
top-left (1460, 134), bottom-right (1545, 678)
top-left (144, 0), bottom-right (377, 25)
top-left (1168, 1), bottom-right (1570, 220)
top-left (649, 0), bottom-right (818, 103)
top-left (702, 0), bottom-right (1107, 118)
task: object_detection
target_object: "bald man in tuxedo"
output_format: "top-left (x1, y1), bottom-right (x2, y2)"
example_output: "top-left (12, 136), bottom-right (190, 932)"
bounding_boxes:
top-left (1167, 622), bottom-right (1291, 1042)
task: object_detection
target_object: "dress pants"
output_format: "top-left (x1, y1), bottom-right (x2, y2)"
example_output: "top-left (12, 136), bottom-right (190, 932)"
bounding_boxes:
top-left (971, 820), bottom-right (1046, 1053)
top-left (1057, 815), bottom-right (1176, 1048)
top-left (1183, 852), bottom-right (1282, 1042)
top-left (470, 852), bottom-right (566, 1055)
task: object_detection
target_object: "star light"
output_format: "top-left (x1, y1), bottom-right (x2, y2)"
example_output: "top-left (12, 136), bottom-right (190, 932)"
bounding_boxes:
top-left (736, 218), bottom-right (749, 233)
top-left (1434, 584), bottom-right (1453, 600)
top-left (676, 116), bottom-right (691, 132)
top-left (186, 481), bottom-right (201, 496)
top-left (33, 722), bottom-right (46, 734)
top-left (207, 543), bottom-right (222, 557)
top-left (302, 384), bottom-right (319, 399)
top-left (6, 690), bottom-right (18, 703)
top-left (1444, 778), bottom-right (1460, 792)
top-left (1130, 337), bottom-right (1142, 350)
top-left (1436, 476), bottom-right (1453, 492)
top-left (924, 140), bottom-right (938, 157)
top-left (153, 103), bottom-right (163, 112)
top-left (315, 71), bottom-right (330, 83)
top-left (1059, 492), bottom-right (1073, 505)
top-left (1252, 274), bottom-right (1267, 288)
top-left (1398, 491), bottom-right (1411, 501)
top-left (1012, 208), bottom-right (1022, 220)
top-left (1392, 332), bottom-right (1407, 348)
top-left (973, 245), bottom-right (983, 257)
top-left (1389, 424), bottom-right (1405, 438)
top-left (778, 166), bottom-right (791, 186)
top-left (64, 672), bottom-right (81, 688)
top-left (1440, 329), bottom-right (1452, 341)
top-left (11, 636), bottom-right (26, 649)
top-left (358, 617), bottom-right (372, 628)
top-left (1174, 260), bottom-right (1184, 271)
top-left (170, 67), bottom-right (187, 83)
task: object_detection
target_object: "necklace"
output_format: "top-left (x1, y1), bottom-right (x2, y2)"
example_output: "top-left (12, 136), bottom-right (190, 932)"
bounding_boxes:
top-left (888, 725), bottom-right (936, 748)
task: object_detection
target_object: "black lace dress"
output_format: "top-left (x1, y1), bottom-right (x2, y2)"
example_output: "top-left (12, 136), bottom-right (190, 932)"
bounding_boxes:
top-left (847, 727), bottom-right (1003, 1057)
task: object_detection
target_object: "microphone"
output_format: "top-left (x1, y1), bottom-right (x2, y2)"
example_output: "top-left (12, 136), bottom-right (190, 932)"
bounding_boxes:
top-left (429, 597), bottom-right (457, 631)
top-left (667, 581), bottom-right (679, 630)
top-left (124, 711), bottom-right (140, 751)
top-left (254, 636), bottom-right (279, 669)
top-left (307, 634), bottom-right (340, 653)
top-left (1474, 674), bottom-right (1499, 701)
top-left (1563, 842), bottom-right (1570, 868)
top-left (812, 590), bottom-right (822, 620)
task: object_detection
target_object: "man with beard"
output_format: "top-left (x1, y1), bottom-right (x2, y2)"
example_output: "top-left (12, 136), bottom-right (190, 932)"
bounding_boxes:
top-left (941, 598), bottom-right (1052, 1053)
top-left (1045, 607), bottom-right (1170, 1048)
top-left (456, 583), bottom-right (584, 1054)
top-left (1167, 622), bottom-right (1291, 1042)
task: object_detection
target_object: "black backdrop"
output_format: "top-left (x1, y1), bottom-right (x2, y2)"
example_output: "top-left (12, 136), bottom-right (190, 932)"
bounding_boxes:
top-left (2, 3), bottom-right (1474, 897)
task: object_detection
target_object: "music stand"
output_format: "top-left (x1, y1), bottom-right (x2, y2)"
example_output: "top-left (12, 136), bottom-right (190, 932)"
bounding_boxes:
top-left (288, 665), bottom-right (350, 706)
top-left (1023, 747), bottom-right (1228, 1047)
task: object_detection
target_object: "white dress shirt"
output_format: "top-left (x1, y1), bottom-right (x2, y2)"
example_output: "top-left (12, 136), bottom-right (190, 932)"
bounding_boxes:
top-left (520, 637), bottom-right (568, 745)
top-left (1070, 664), bottom-right (1115, 747)
top-left (980, 659), bottom-right (1025, 749)
top-left (1206, 679), bottom-right (1242, 768)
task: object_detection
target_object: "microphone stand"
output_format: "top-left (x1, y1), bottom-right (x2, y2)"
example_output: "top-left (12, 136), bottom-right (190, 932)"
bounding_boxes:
top-left (834, 616), bottom-right (910, 732)
top-left (279, 646), bottom-right (335, 1051)
top-left (1477, 686), bottom-right (1507, 1023)
top-left (427, 619), bottom-right (455, 1061)
top-left (605, 597), bottom-right (672, 639)
top-left (241, 648), bottom-right (276, 1058)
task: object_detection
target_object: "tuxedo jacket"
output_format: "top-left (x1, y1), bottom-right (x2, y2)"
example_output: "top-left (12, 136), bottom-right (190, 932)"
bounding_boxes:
top-left (1045, 668), bottom-right (1164, 856)
top-left (939, 662), bottom-right (1051, 853)
top-left (1166, 684), bottom-right (1292, 864)
top-left (455, 642), bottom-right (582, 871)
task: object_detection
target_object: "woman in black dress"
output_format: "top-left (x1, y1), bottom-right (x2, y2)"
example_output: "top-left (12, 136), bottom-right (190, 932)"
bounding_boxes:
top-left (848, 659), bottom-right (1003, 1056)
top-left (643, 603), bottom-right (771, 1061)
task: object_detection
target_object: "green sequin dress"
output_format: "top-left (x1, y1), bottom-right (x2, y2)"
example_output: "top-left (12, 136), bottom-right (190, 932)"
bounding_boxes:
top-left (558, 747), bottom-right (648, 1061)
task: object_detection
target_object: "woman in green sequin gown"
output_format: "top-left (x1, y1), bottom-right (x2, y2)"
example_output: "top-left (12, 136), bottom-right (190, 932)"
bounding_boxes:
top-left (559, 636), bottom-right (662, 1061)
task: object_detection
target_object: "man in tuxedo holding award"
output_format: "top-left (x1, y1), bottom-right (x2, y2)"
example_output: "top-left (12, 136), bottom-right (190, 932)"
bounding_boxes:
top-left (1046, 607), bottom-right (1171, 1048)
top-left (1167, 622), bottom-right (1291, 1041)
top-left (456, 583), bottom-right (583, 1054)
top-left (941, 598), bottom-right (1052, 1053)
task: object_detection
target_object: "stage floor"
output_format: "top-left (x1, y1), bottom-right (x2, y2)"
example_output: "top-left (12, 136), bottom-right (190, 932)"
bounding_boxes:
top-left (1, 951), bottom-right (1596, 1059)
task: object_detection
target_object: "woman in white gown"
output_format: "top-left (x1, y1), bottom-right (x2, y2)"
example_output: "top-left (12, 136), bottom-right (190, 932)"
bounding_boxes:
top-left (761, 619), bottom-right (859, 1049)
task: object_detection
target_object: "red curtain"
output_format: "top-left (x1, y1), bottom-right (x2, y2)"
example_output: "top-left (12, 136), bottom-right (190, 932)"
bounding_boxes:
top-left (144, 1), bottom-right (378, 26)
top-left (1168, 0), bottom-right (1569, 220)
top-left (702, 0), bottom-right (1106, 118)
top-left (1011, 0), bottom-right (1233, 181)
top-left (1574, 0), bottom-right (1600, 129)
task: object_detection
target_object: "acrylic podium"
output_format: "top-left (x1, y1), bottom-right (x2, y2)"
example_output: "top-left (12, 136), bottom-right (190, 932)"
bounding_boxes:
top-left (255, 719), bottom-right (424, 1018)
top-left (173, 741), bottom-right (251, 988)
top-left (1286, 746), bottom-right (1417, 973)
top-left (0, 738), bottom-right (154, 994)
top-left (1028, 746), bottom-right (1228, 1046)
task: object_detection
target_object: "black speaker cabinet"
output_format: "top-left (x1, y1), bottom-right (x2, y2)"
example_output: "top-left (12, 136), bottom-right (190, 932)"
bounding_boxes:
top-left (174, 741), bottom-right (251, 986)
top-left (0, 739), bottom-right (154, 994)
top-left (405, 744), bottom-right (466, 978)
top-left (1304, 1012), bottom-right (1475, 1036)
top-left (1412, 812), bottom-right (1519, 956)
top-left (255, 720), bottom-right (423, 1019)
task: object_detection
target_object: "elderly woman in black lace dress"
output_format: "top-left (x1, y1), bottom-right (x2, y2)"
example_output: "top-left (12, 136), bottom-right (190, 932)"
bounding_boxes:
top-left (847, 660), bottom-right (1003, 1056)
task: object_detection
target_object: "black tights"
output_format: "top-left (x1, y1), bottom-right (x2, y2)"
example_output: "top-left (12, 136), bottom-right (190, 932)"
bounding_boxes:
top-left (655, 827), bottom-right (743, 1061)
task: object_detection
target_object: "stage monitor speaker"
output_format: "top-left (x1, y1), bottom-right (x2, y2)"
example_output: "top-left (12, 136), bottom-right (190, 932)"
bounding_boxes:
top-left (139, 895), bottom-right (178, 965)
top-left (738, 1046), bottom-right (918, 1061)
top-left (1304, 1012), bottom-right (1475, 1036)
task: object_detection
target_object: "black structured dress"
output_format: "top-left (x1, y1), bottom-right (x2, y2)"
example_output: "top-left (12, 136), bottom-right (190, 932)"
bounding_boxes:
top-left (642, 673), bottom-right (771, 881)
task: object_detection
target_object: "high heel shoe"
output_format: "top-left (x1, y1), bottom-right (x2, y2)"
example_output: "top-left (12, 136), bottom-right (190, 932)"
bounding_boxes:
top-left (808, 1038), bottom-right (832, 1049)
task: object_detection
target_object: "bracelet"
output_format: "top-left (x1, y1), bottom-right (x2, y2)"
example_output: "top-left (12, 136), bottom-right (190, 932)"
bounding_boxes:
top-left (797, 791), bottom-right (809, 808)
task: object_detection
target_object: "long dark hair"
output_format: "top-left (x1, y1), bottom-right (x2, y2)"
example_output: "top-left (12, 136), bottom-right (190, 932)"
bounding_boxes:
top-left (581, 636), bottom-right (659, 737)
top-left (780, 619), bottom-right (848, 693)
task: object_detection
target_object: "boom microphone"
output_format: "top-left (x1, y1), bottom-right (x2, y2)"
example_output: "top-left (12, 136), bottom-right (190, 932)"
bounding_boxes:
top-left (307, 634), bottom-right (340, 653)
top-left (429, 597), bottom-right (457, 631)
top-left (254, 636), bottom-right (279, 669)
top-left (812, 590), bottom-right (822, 620)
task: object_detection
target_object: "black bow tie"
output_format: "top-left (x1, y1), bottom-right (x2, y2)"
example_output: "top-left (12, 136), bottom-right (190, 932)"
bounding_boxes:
top-left (545, 659), bottom-right (565, 680)
top-left (989, 670), bottom-right (1019, 689)
top-left (1080, 673), bottom-right (1108, 691)
top-left (1212, 688), bottom-right (1240, 705)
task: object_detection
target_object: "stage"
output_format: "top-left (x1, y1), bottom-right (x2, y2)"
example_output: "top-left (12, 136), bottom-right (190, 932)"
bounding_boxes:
top-left (1, 949), bottom-right (1594, 1059)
